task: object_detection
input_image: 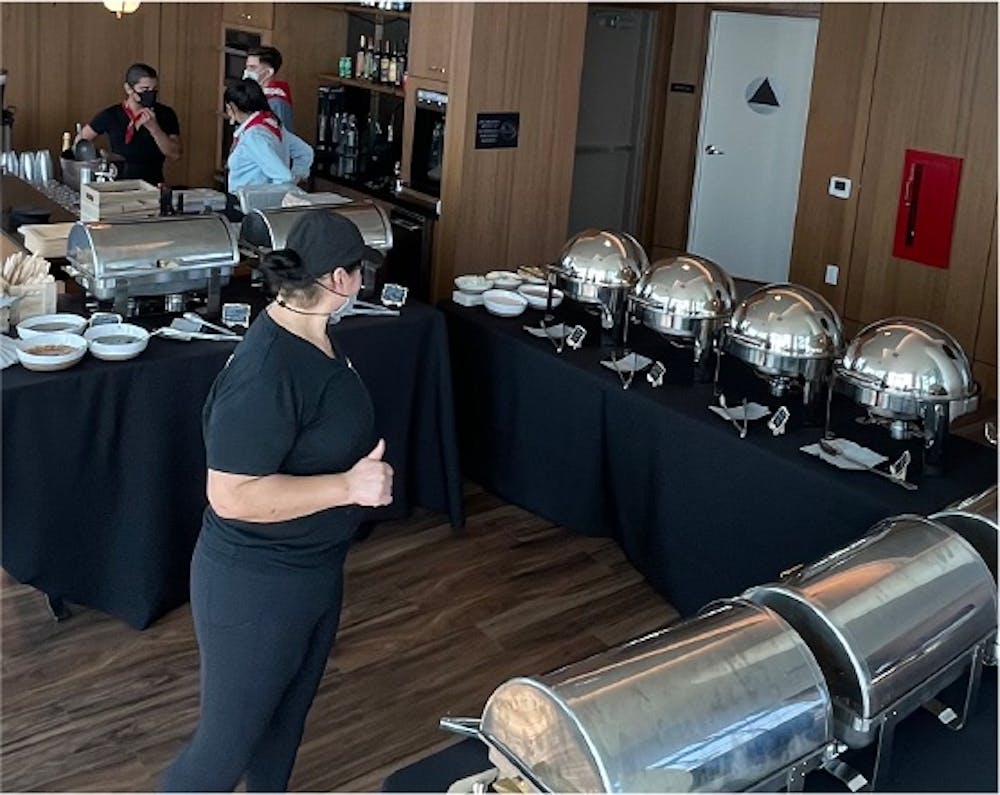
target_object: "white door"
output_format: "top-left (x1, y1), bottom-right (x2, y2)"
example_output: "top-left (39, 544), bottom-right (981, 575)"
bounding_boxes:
top-left (688, 11), bottom-right (818, 283)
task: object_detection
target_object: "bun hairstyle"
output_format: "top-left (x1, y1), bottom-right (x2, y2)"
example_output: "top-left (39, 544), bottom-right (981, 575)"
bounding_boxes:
top-left (259, 249), bottom-right (323, 304)
top-left (224, 79), bottom-right (272, 117)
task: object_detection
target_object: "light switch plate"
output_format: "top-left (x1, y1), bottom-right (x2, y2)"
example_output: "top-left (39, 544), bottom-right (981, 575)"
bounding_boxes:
top-left (825, 264), bottom-right (840, 286)
top-left (828, 176), bottom-right (852, 199)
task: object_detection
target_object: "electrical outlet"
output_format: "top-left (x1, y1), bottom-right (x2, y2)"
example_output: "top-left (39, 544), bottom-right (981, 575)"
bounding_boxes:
top-left (825, 264), bottom-right (839, 286)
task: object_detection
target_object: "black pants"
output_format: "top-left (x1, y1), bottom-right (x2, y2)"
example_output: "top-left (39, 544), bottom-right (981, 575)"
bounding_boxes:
top-left (161, 537), bottom-right (347, 792)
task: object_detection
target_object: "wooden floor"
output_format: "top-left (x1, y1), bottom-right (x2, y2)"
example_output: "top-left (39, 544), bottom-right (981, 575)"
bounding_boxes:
top-left (1, 483), bottom-right (678, 792)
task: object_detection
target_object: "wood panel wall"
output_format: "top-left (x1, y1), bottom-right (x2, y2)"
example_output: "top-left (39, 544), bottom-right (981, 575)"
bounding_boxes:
top-left (0, 3), bottom-right (344, 188)
top-left (430, 2), bottom-right (588, 300)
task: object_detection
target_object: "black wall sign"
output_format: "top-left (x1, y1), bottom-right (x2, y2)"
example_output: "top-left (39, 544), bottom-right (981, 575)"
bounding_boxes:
top-left (475, 112), bottom-right (520, 150)
top-left (670, 82), bottom-right (696, 94)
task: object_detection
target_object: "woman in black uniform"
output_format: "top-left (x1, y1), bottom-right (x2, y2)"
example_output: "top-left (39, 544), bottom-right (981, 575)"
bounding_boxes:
top-left (161, 211), bottom-right (393, 791)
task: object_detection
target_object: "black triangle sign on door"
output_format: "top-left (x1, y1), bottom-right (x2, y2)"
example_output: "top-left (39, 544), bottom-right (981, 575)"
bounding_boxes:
top-left (749, 78), bottom-right (779, 108)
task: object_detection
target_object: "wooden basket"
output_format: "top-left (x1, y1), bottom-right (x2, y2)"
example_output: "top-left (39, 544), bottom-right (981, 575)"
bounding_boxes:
top-left (18, 223), bottom-right (76, 258)
top-left (80, 180), bottom-right (160, 222)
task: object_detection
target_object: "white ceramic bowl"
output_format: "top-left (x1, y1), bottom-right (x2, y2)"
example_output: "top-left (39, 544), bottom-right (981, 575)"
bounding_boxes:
top-left (517, 283), bottom-right (564, 310)
top-left (84, 323), bottom-right (150, 361)
top-left (15, 332), bottom-right (88, 372)
top-left (16, 313), bottom-right (88, 339)
top-left (486, 270), bottom-right (523, 290)
top-left (454, 275), bottom-right (495, 294)
top-left (483, 289), bottom-right (528, 318)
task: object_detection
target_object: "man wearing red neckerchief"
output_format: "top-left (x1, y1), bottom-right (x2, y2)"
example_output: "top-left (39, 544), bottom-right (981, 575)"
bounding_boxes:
top-left (244, 47), bottom-right (295, 133)
top-left (78, 63), bottom-right (182, 185)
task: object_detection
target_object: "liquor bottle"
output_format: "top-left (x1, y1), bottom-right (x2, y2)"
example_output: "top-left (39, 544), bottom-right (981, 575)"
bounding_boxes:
top-left (395, 42), bottom-right (406, 86)
top-left (345, 114), bottom-right (358, 177)
top-left (61, 131), bottom-right (72, 156)
top-left (380, 41), bottom-right (390, 84)
top-left (387, 43), bottom-right (398, 86)
top-left (355, 35), bottom-right (367, 80)
top-left (316, 88), bottom-right (329, 151)
top-left (365, 39), bottom-right (376, 81)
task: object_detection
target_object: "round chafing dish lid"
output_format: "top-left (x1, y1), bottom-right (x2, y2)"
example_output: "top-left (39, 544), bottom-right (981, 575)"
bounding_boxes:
top-left (728, 282), bottom-right (844, 358)
top-left (835, 316), bottom-right (978, 402)
top-left (556, 229), bottom-right (648, 288)
top-left (635, 254), bottom-right (736, 320)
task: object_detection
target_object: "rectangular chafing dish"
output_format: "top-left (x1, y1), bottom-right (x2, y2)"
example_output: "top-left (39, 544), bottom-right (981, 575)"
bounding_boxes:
top-left (65, 215), bottom-right (239, 303)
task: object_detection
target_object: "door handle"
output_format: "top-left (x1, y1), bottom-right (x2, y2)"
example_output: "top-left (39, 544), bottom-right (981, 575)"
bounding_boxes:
top-left (705, 145), bottom-right (725, 155)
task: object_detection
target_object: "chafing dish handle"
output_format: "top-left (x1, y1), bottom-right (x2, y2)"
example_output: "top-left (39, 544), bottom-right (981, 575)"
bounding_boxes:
top-left (439, 717), bottom-right (482, 737)
top-left (725, 329), bottom-right (770, 350)
top-left (439, 718), bottom-right (553, 794)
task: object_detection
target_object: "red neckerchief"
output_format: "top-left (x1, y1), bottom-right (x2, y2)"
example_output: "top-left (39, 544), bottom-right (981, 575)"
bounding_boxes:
top-left (263, 79), bottom-right (293, 106)
top-left (121, 101), bottom-right (143, 144)
top-left (230, 111), bottom-right (283, 152)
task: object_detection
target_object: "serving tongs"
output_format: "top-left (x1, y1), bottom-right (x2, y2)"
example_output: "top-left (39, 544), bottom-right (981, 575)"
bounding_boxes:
top-left (718, 394), bottom-right (749, 439)
top-left (330, 299), bottom-right (400, 324)
top-left (817, 438), bottom-right (917, 490)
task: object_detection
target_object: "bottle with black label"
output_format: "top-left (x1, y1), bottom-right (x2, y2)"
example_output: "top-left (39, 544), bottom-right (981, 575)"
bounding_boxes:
top-left (380, 41), bottom-right (390, 84)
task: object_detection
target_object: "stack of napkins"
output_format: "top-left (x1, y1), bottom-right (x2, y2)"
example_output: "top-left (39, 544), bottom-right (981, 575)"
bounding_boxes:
top-left (600, 353), bottom-right (652, 373)
top-left (0, 335), bottom-right (19, 369)
top-left (708, 402), bottom-right (771, 422)
top-left (801, 438), bottom-right (886, 471)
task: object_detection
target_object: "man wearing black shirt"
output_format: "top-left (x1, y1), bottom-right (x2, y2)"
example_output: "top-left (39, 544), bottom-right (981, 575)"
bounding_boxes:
top-left (78, 62), bottom-right (182, 185)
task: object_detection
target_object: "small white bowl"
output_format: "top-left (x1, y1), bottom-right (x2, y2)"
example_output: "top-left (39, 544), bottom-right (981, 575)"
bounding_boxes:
top-left (84, 323), bottom-right (150, 361)
top-left (486, 270), bottom-right (523, 290)
top-left (517, 283), bottom-right (563, 310)
top-left (454, 275), bottom-right (495, 294)
top-left (483, 289), bottom-right (528, 318)
top-left (16, 332), bottom-right (88, 372)
top-left (16, 313), bottom-right (88, 339)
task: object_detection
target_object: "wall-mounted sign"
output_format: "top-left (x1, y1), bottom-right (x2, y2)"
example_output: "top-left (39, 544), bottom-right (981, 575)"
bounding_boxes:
top-left (475, 112), bottom-right (520, 150)
top-left (670, 82), bottom-right (696, 93)
top-left (746, 76), bottom-right (781, 115)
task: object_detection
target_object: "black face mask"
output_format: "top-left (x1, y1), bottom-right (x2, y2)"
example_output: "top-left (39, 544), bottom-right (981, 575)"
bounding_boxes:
top-left (136, 90), bottom-right (158, 109)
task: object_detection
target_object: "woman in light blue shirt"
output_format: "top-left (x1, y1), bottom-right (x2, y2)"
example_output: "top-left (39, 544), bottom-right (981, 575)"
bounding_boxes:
top-left (224, 79), bottom-right (312, 194)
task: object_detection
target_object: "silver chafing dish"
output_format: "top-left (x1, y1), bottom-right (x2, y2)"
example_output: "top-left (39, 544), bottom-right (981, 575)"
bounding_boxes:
top-left (443, 599), bottom-right (839, 792)
top-left (745, 514), bottom-right (996, 786)
top-left (932, 486), bottom-right (999, 665)
top-left (628, 254), bottom-right (736, 381)
top-left (548, 229), bottom-right (647, 335)
top-left (719, 283), bottom-right (844, 415)
top-left (829, 317), bottom-right (980, 475)
top-left (239, 202), bottom-right (393, 298)
top-left (65, 215), bottom-right (238, 314)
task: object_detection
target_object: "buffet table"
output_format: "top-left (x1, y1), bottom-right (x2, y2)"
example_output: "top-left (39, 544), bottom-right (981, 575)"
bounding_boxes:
top-left (3, 297), bottom-right (463, 629)
top-left (442, 301), bottom-right (996, 617)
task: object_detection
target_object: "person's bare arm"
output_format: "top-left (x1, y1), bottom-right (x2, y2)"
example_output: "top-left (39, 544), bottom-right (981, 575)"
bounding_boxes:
top-left (135, 108), bottom-right (183, 161)
top-left (207, 439), bottom-right (393, 523)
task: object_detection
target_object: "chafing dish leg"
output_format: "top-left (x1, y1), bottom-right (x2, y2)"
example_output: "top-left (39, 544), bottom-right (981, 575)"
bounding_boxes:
top-left (921, 401), bottom-right (950, 477)
top-left (821, 759), bottom-right (867, 792)
top-left (866, 718), bottom-right (898, 792)
top-left (207, 270), bottom-right (222, 317)
top-left (113, 277), bottom-right (129, 317)
top-left (922, 643), bottom-right (985, 731)
top-left (44, 593), bottom-right (72, 622)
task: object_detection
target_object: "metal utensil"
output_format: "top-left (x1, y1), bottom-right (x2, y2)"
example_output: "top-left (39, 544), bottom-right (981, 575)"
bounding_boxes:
top-left (817, 438), bottom-right (918, 490)
top-left (182, 311), bottom-right (239, 337)
top-left (718, 394), bottom-right (748, 438)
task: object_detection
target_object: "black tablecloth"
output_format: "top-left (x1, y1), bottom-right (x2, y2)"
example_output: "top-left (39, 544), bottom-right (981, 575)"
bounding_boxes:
top-left (3, 301), bottom-right (463, 629)
top-left (442, 301), bottom-right (997, 617)
top-left (381, 670), bottom-right (997, 792)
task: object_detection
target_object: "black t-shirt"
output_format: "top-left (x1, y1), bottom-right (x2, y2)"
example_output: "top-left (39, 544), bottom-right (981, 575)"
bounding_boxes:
top-left (88, 102), bottom-right (180, 184)
top-left (200, 310), bottom-right (376, 569)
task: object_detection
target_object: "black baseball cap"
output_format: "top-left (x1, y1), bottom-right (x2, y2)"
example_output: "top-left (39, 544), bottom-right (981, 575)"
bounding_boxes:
top-left (286, 210), bottom-right (365, 277)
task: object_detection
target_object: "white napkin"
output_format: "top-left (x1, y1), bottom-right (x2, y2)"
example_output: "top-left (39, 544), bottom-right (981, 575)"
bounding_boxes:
top-left (801, 438), bottom-right (887, 471)
top-left (523, 323), bottom-right (570, 340)
top-left (600, 353), bottom-right (652, 374)
top-left (708, 402), bottom-right (772, 422)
